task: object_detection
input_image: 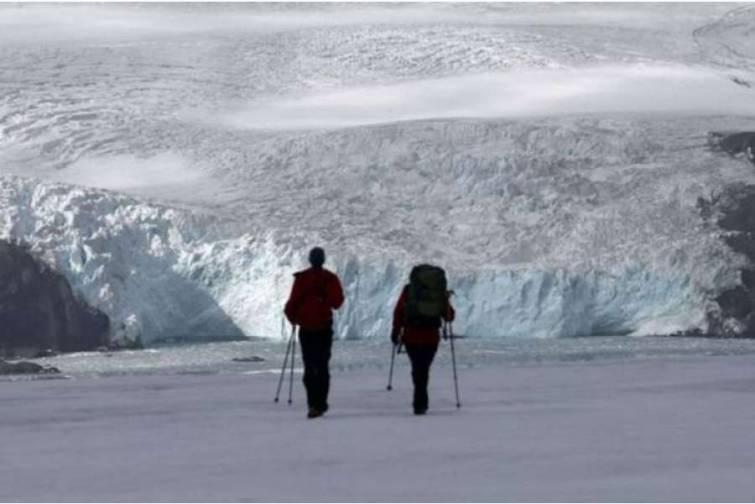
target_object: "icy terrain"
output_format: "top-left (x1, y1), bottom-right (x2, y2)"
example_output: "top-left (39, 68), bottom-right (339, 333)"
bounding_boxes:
top-left (2, 3), bottom-right (755, 343)
top-left (3, 353), bottom-right (755, 502)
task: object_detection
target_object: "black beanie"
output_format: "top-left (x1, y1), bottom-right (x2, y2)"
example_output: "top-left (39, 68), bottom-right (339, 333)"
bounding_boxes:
top-left (309, 247), bottom-right (325, 268)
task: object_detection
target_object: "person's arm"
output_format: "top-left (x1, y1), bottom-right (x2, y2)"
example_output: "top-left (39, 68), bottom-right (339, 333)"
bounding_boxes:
top-left (328, 273), bottom-right (345, 310)
top-left (443, 297), bottom-right (456, 323)
top-left (391, 288), bottom-right (407, 345)
top-left (284, 275), bottom-right (302, 325)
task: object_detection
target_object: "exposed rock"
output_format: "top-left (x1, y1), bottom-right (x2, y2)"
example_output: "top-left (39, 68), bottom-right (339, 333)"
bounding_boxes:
top-left (0, 239), bottom-right (110, 357)
top-left (105, 336), bottom-right (144, 351)
top-left (231, 356), bottom-right (266, 363)
top-left (708, 131), bottom-right (755, 165)
top-left (0, 359), bottom-right (60, 375)
top-left (700, 183), bottom-right (755, 336)
top-left (730, 76), bottom-right (753, 89)
top-left (34, 348), bottom-right (58, 358)
top-left (701, 132), bottom-right (755, 336)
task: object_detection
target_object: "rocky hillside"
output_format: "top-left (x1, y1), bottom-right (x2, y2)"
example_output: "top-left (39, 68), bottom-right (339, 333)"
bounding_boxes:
top-left (0, 239), bottom-right (109, 357)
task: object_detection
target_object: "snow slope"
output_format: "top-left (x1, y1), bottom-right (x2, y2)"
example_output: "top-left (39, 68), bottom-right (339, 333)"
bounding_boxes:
top-left (1, 4), bottom-right (755, 343)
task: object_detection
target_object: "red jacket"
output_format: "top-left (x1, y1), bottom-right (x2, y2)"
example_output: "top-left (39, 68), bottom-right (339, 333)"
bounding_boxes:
top-left (392, 286), bottom-right (455, 346)
top-left (284, 267), bottom-right (344, 331)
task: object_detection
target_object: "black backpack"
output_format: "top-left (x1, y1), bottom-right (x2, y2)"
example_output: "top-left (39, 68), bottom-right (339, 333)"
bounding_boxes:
top-left (404, 264), bottom-right (448, 328)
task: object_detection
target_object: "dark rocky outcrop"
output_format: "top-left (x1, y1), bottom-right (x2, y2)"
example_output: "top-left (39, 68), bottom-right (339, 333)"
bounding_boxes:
top-left (0, 239), bottom-right (109, 358)
top-left (231, 356), bottom-right (265, 363)
top-left (699, 183), bottom-right (755, 336)
top-left (708, 131), bottom-right (755, 165)
top-left (0, 359), bottom-right (60, 375)
top-left (700, 131), bottom-right (755, 336)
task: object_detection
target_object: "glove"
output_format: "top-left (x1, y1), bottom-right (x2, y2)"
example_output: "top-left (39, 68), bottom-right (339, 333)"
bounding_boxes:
top-left (391, 328), bottom-right (400, 345)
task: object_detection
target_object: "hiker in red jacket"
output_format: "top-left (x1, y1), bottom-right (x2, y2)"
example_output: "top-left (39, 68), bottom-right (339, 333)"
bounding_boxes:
top-left (391, 265), bottom-right (455, 415)
top-left (284, 247), bottom-right (344, 419)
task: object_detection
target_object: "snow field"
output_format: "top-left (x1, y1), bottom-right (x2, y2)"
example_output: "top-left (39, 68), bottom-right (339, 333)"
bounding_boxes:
top-left (2, 355), bottom-right (755, 501)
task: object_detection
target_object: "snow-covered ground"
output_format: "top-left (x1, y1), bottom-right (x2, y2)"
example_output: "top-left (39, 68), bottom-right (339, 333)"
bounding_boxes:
top-left (1, 3), bottom-right (755, 343)
top-left (3, 351), bottom-right (755, 502)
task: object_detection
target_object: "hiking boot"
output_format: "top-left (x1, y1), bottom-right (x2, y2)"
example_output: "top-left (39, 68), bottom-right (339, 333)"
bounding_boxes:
top-left (307, 407), bottom-right (324, 419)
top-left (413, 407), bottom-right (427, 416)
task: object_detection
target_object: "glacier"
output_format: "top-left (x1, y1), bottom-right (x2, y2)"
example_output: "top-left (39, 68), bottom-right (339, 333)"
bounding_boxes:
top-left (1, 3), bottom-right (755, 345)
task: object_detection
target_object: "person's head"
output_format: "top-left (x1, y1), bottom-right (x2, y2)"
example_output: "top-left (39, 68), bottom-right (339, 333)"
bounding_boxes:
top-left (309, 246), bottom-right (325, 269)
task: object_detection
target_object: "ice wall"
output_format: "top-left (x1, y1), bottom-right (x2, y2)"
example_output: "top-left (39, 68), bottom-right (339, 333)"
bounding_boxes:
top-left (0, 177), bottom-right (248, 344)
top-left (0, 167), bottom-right (746, 344)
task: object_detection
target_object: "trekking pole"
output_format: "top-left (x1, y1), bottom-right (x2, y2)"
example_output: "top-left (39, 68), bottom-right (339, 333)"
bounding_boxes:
top-left (387, 343), bottom-right (397, 391)
top-left (387, 330), bottom-right (403, 390)
top-left (287, 325), bottom-right (297, 405)
top-left (446, 321), bottom-right (461, 409)
top-left (274, 324), bottom-right (295, 403)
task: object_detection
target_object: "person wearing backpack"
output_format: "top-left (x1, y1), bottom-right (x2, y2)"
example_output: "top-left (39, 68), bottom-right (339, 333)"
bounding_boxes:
top-left (284, 247), bottom-right (344, 419)
top-left (391, 264), bottom-right (455, 415)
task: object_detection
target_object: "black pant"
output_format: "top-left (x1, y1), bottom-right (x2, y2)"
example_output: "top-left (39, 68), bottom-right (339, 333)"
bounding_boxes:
top-left (298, 328), bottom-right (333, 411)
top-left (405, 343), bottom-right (438, 411)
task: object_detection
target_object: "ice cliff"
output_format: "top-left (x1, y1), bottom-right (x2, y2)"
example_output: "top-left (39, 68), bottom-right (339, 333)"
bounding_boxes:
top-left (2, 119), bottom-right (753, 344)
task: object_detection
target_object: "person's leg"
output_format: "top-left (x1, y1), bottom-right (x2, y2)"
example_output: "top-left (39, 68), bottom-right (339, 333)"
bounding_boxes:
top-left (301, 328), bottom-right (333, 414)
top-left (316, 329), bottom-right (333, 412)
top-left (405, 343), bottom-right (437, 414)
top-left (297, 330), bottom-right (317, 409)
top-left (406, 345), bottom-right (425, 411)
top-left (421, 344), bottom-right (438, 411)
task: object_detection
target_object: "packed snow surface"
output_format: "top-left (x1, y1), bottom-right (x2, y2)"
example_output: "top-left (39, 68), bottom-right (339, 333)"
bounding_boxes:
top-left (3, 350), bottom-right (755, 501)
top-left (2, 3), bottom-right (755, 343)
